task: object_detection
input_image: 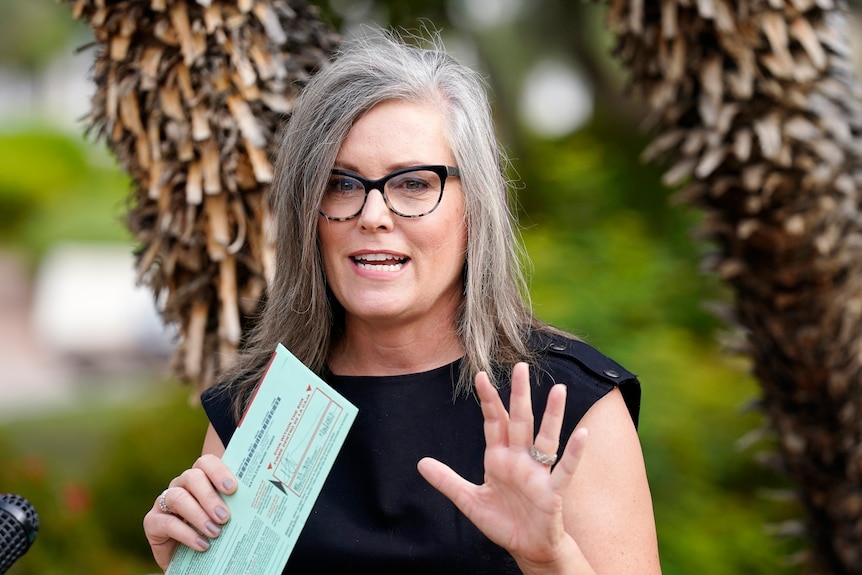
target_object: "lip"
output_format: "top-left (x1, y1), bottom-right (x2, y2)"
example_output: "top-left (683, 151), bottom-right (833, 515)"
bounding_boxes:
top-left (350, 249), bottom-right (409, 259)
top-left (349, 250), bottom-right (410, 274)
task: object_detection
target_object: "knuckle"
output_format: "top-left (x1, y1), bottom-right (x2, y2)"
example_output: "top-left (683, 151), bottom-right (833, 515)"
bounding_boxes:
top-left (178, 466), bottom-right (206, 484)
top-left (193, 454), bottom-right (212, 469)
top-left (171, 486), bottom-right (197, 508)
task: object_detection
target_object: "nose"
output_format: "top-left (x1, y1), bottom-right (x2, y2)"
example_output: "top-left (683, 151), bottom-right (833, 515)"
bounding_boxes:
top-left (357, 188), bottom-right (393, 230)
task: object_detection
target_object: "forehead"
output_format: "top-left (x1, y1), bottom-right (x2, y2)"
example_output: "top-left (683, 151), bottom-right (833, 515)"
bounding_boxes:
top-left (335, 100), bottom-right (454, 170)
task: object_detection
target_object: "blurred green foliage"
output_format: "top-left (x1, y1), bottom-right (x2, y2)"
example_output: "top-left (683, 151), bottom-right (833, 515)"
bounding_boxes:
top-left (0, 130), bottom-right (132, 267)
top-left (0, 383), bottom-right (208, 575)
top-left (519, 119), bottom-right (805, 575)
top-left (0, 0), bottom-right (87, 71)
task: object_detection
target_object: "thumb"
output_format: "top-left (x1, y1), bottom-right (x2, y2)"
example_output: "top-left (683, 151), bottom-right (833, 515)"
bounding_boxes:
top-left (417, 457), bottom-right (474, 509)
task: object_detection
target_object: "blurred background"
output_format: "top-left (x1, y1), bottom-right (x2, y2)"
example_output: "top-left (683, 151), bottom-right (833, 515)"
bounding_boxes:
top-left (3, 0), bottom-right (861, 573)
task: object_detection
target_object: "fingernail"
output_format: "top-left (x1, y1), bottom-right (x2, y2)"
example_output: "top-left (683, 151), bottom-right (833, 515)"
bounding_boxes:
top-left (222, 478), bottom-right (235, 491)
top-left (196, 537), bottom-right (210, 551)
top-left (214, 506), bottom-right (229, 521)
top-left (205, 521), bottom-right (221, 537)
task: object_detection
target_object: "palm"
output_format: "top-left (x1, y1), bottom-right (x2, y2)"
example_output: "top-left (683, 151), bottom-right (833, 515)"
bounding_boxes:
top-left (463, 443), bottom-right (569, 553)
top-left (418, 363), bottom-right (588, 564)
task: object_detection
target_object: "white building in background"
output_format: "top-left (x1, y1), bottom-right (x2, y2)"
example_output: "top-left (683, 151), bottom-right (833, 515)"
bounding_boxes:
top-left (0, 242), bottom-right (173, 420)
top-left (0, 44), bottom-right (94, 130)
top-left (31, 241), bottom-right (173, 364)
top-left (0, 34), bottom-right (176, 419)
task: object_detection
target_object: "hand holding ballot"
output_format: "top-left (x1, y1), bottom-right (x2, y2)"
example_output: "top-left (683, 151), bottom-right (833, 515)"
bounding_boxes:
top-left (143, 453), bottom-right (236, 571)
top-left (144, 345), bottom-right (357, 575)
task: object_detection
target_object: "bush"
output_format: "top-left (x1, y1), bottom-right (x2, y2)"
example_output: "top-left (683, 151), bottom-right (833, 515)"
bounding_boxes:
top-left (0, 380), bottom-right (207, 575)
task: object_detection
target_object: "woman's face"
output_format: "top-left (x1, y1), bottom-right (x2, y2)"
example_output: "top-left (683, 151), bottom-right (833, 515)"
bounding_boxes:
top-left (318, 99), bottom-right (467, 331)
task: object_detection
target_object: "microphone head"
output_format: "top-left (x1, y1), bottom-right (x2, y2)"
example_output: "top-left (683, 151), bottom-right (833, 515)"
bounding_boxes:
top-left (0, 493), bottom-right (39, 574)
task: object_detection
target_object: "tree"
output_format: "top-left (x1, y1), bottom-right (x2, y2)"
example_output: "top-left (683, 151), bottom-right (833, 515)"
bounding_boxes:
top-left (606, 0), bottom-right (862, 572)
top-left (63, 0), bottom-right (339, 394)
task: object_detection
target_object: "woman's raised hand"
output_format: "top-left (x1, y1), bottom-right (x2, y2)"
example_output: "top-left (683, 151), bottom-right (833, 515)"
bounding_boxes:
top-left (417, 362), bottom-right (591, 573)
top-left (142, 454), bottom-right (237, 571)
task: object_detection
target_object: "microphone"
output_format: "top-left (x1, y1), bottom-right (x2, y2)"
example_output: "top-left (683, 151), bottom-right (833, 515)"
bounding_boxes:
top-left (0, 493), bottom-right (39, 574)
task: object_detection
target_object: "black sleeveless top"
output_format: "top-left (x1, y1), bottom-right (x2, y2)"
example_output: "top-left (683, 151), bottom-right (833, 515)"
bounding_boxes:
top-left (201, 332), bottom-right (640, 574)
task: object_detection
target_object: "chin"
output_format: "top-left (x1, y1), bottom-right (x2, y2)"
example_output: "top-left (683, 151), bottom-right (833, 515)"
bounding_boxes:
top-left (343, 299), bottom-right (406, 319)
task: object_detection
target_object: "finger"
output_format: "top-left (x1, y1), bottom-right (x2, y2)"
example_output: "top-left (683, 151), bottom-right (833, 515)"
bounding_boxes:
top-left (143, 508), bottom-right (179, 571)
top-left (550, 427), bottom-right (589, 492)
top-left (475, 371), bottom-right (509, 448)
top-left (193, 453), bottom-right (238, 495)
top-left (532, 383), bottom-right (566, 460)
top-left (507, 362), bottom-right (534, 449)
top-left (166, 456), bottom-right (235, 530)
top-left (160, 483), bottom-right (226, 541)
top-left (144, 505), bottom-right (211, 558)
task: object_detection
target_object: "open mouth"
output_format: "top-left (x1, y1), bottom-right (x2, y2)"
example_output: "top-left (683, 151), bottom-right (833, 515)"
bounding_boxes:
top-left (351, 253), bottom-right (408, 271)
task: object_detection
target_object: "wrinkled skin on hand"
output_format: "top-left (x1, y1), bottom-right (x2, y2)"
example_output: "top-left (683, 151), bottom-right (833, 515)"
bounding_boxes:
top-left (417, 363), bottom-right (591, 573)
top-left (143, 454), bottom-right (237, 571)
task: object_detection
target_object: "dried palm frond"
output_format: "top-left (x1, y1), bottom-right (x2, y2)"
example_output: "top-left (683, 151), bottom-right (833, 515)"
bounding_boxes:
top-left (604, 0), bottom-right (862, 571)
top-left (63, 0), bottom-right (340, 395)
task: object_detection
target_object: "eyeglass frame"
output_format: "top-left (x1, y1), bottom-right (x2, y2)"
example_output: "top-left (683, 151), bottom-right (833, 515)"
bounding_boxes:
top-left (319, 164), bottom-right (461, 221)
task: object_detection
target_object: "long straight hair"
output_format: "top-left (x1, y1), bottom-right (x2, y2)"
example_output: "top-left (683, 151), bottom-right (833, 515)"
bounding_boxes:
top-left (223, 28), bottom-right (549, 416)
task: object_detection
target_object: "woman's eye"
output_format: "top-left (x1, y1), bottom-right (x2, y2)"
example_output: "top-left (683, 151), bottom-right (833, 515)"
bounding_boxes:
top-left (329, 178), bottom-right (359, 192)
top-left (393, 176), bottom-right (428, 192)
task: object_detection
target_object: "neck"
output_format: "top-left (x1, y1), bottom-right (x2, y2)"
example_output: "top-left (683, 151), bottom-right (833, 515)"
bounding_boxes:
top-left (328, 315), bottom-right (464, 376)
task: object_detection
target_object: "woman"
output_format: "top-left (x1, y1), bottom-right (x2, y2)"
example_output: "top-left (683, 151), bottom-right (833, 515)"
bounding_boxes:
top-left (143, 28), bottom-right (661, 574)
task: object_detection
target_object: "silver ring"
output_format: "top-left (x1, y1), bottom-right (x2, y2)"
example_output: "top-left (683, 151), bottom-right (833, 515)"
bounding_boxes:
top-left (530, 445), bottom-right (557, 466)
top-left (158, 488), bottom-right (173, 514)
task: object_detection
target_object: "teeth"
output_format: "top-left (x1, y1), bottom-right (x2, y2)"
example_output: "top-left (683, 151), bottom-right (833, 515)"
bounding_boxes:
top-left (356, 262), bottom-right (403, 271)
top-left (353, 253), bottom-right (406, 271)
top-left (356, 253), bottom-right (405, 262)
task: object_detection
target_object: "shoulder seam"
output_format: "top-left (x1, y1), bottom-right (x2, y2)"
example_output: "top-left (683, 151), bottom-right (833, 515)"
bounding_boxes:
top-left (531, 332), bottom-right (642, 429)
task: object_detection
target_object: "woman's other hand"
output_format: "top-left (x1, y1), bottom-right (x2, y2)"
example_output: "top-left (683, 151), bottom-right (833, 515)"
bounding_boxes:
top-left (142, 426), bottom-right (235, 571)
top-left (417, 362), bottom-right (592, 573)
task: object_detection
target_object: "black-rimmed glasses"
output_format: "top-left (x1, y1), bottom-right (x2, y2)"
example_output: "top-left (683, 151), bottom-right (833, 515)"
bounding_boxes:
top-left (319, 165), bottom-right (461, 221)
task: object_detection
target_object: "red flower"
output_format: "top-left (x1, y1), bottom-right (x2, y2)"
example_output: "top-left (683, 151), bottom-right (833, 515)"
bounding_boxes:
top-left (63, 482), bottom-right (91, 515)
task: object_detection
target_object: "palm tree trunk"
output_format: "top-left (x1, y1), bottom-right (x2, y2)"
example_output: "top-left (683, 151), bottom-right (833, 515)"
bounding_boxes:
top-left (64, 0), bottom-right (339, 395)
top-left (604, 0), bottom-right (862, 572)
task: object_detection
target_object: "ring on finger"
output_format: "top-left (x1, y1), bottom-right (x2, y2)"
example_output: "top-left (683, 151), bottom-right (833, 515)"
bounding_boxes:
top-left (158, 488), bottom-right (174, 514)
top-left (530, 445), bottom-right (558, 466)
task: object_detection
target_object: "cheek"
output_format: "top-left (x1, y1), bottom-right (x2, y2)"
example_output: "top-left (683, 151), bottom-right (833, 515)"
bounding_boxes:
top-left (426, 218), bottom-right (468, 263)
top-left (317, 221), bottom-right (339, 273)
top-left (451, 210), bottom-right (468, 256)
top-left (451, 198), bottom-right (468, 256)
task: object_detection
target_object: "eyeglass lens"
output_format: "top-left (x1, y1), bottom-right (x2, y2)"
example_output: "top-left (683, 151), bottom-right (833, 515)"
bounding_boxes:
top-left (321, 166), bottom-right (454, 220)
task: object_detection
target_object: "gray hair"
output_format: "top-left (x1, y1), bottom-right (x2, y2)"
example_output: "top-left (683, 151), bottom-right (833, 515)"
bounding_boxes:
top-left (226, 28), bottom-right (545, 414)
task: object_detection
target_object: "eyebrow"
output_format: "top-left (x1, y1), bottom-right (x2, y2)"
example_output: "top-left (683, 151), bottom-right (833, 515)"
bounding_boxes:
top-left (330, 162), bottom-right (435, 175)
